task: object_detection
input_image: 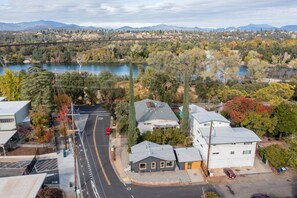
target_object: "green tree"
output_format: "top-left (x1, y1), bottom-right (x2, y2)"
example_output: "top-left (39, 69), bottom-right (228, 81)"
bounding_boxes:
top-left (128, 64), bottom-right (137, 150)
top-left (21, 66), bottom-right (54, 112)
top-left (241, 112), bottom-right (277, 137)
top-left (0, 68), bottom-right (23, 100)
top-left (182, 70), bottom-right (189, 134)
top-left (274, 102), bottom-right (297, 139)
top-left (246, 51), bottom-right (269, 81)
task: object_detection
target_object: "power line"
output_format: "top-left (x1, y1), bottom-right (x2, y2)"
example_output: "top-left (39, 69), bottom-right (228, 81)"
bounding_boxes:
top-left (0, 37), bottom-right (165, 48)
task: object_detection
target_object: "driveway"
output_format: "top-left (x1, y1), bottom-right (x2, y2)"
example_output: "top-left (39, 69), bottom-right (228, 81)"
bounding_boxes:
top-left (214, 172), bottom-right (297, 198)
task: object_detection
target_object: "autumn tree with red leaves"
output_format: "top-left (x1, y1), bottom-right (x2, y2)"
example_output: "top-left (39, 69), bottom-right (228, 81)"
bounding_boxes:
top-left (56, 105), bottom-right (71, 149)
top-left (222, 96), bottom-right (276, 137)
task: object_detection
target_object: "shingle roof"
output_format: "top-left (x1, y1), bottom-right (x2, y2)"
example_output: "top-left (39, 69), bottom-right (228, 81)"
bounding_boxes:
top-left (175, 147), bottom-right (202, 162)
top-left (199, 126), bottom-right (261, 145)
top-left (129, 141), bottom-right (176, 163)
top-left (134, 99), bottom-right (178, 122)
top-left (0, 101), bottom-right (30, 116)
top-left (192, 111), bottom-right (230, 124)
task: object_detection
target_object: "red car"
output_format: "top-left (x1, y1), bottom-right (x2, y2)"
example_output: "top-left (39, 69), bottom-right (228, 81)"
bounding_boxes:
top-left (223, 168), bottom-right (236, 179)
top-left (105, 127), bottom-right (112, 135)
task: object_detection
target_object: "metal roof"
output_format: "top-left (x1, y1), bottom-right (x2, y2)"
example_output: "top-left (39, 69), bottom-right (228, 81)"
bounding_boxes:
top-left (0, 97), bottom-right (6, 101)
top-left (0, 130), bottom-right (17, 145)
top-left (0, 101), bottom-right (30, 116)
top-left (135, 99), bottom-right (178, 123)
top-left (0, 173), bottom-right (46, 198)
top-left (200, 126), bottom-right (261, 145)
top-left (192, 111), bottom-right (230, 124)
top-left (179, 104), bottom-right (207, 114)
top-left (129, 141), bottom-right (176, 163)
top-left (175, 147), bottom-right (202, 162)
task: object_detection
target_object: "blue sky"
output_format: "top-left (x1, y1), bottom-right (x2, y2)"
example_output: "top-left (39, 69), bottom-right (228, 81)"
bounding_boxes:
top-left (0, 0), bottom-right (296, 27)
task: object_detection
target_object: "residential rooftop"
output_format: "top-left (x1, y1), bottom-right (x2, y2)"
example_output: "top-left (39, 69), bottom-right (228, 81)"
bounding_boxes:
top-left (134, 99), bottom-right (179, 123)
top-left (0, 97), bottom-right (7, 101)
top-left (0, 173), bottom-right (46, 198)
top-left (175, 147), bottom-right (202, 162)
top-left (129, 141), bottom-right (176, 163)
top-left (0, 101), bottom-right (30, 116)
top-left (200, 126), bottom-right (261, 145)
top-left (192, 111), bottom-right (230, 124)
top-left (0, 130), bottom-right (17, 145)
top-left (179, 104), bottom-right (207, 114)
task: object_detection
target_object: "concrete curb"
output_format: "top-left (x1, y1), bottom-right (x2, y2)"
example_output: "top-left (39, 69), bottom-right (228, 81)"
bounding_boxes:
top-left (130, 179), bottom-right (198, 187)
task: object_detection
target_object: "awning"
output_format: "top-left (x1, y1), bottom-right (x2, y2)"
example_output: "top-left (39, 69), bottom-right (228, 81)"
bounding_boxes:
top-left (0, 173), bottom-right (46, 198)
top-left (0, 130), bottom-right (17, 145)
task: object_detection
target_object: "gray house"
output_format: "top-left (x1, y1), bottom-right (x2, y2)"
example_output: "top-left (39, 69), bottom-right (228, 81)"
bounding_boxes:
top-left (135, 99), bottom-right (179, 134)
top-left (175, 147), bottom-right (202, 170)
top-left (129, 141), bottom-right (176, 172)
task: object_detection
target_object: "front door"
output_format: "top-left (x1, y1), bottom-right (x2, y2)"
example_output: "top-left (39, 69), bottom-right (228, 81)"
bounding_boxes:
top-left (188, 162), bottom-right (192, 169)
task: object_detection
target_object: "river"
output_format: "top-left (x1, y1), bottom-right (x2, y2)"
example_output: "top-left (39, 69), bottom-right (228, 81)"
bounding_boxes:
top-left (0, 63), bottom-right (249, 77)
top-left (0, 63), bottom-right (144, 76)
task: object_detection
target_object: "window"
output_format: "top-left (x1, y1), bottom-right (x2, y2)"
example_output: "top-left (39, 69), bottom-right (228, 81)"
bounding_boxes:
top-left (197, 130), bottom-right (200, 134)
top-left (166, 161), bottom-right (174, 168)
top-left (212, 152), bottom-right (219, 155)
top-left (151, 162), bottom-right (156, 169)
top-left (160, 161), bottom-right (165, 168)
top-left (144, 122), bottom-right (151, 125)
top-left (200, 144), bottom-right (203, 148)
top-left (139, 163), bottom-right (147, 170)
top-left (244, 142), bottom-right (252, 145)
top-left (231, 143), bottom-right (236, 145)
top-left (0, 119), bottom-right (14, 123)
top-left (196, 139), bottom-right (199, 143)
top-left (230, 151), bottom-right (235, 155)
top-left (243, 150), bottom-right (252, 155)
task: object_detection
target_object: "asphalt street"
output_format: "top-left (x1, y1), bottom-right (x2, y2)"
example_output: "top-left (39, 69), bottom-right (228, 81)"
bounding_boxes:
top-left (76, 105), bottom-right (215, 198)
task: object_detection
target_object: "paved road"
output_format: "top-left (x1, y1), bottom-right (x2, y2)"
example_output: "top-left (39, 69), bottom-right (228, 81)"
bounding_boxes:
top-left (76, 105), bottom-right (214, 198)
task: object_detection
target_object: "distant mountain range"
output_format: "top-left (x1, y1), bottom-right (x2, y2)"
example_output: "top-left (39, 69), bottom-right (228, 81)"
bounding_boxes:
top-left (0, 20), bottom-right (297, 32)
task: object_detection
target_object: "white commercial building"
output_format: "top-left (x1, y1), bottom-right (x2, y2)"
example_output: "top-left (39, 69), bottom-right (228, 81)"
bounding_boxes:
top-left (0, 101), bottom-right (31, 131)
top-left (185, 104), bottom-right (261, 169)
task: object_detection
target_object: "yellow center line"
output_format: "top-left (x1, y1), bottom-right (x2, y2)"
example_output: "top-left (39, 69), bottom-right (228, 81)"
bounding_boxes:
top-left (93, 115), bottom-right (111, 186)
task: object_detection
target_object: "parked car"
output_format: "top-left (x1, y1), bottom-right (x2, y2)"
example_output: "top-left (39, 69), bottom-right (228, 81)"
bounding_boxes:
top-left (223, 168), bottom-right (236, 179)
top-left (251, 194), bottom-right (270, 198)
top-left (105, 127), bottom-right (112, 135)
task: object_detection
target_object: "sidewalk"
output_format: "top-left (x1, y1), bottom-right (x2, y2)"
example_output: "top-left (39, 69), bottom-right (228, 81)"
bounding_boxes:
top-left (110, 134), bottom-right (206, 186)
top-left (57, 149), bottom-right (75, 198)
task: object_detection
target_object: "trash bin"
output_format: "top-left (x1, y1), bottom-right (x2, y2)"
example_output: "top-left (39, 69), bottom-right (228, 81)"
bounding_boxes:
top-left (63, 149), bottom-right (67, 158)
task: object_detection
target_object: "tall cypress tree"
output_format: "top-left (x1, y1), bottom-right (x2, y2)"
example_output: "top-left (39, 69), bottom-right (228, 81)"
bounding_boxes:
top-left (182, 70), bottom-right (189, 135)
top-left (128, 63), bottom-right (137, 150)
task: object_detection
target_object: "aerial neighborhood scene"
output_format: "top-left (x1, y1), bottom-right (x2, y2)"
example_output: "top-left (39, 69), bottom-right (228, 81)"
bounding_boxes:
top-left (1, 1), bottom-right (297, 198)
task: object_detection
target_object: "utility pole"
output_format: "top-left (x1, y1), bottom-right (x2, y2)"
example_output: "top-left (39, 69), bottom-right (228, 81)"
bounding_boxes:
top-left (206, 120), bottom-right (213, 177)
top-left (71, 102), bottom-right (78, 197)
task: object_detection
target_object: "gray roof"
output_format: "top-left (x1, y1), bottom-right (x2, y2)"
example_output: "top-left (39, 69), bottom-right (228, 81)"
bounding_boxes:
top-left (0, 97), bottom-right (6, 101)
top-left (175, 147), bottom-right (202, 162)
top-left (0, 101), bottom-right (30, 116)
top-left (135, 99), bottom-right (178, 123)
top-left (129, 141), bottom-right (176, 163)
top-left (200, 126), bottom-right (261, 145)
top-left (192, 111), bottom-right (230, 124)
top-left (179, 104), bottom-right (207, 114)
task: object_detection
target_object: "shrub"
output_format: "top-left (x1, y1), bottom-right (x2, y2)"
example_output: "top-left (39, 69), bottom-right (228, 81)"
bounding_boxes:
top-left (262, 144), bottom-right (290, 167)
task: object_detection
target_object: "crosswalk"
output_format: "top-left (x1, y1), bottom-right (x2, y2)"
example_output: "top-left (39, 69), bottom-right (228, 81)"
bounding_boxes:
top-left (0, 158), bottom-right (58, 172)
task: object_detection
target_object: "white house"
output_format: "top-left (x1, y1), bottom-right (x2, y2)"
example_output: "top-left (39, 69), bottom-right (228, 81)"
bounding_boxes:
top-left (184, 104), bottom-right (261, 169)
top-left (0, 97), bottom-right (7, 101)
top-left (135, 99), bottom-right (179, 134)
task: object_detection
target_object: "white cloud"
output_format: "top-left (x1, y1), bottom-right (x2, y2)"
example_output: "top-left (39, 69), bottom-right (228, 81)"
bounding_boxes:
top-left (0, 0), bottom-right (296, 27)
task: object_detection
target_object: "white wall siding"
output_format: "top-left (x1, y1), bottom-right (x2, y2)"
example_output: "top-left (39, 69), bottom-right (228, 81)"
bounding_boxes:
top-left (0, 115), bottom-right (16, 131)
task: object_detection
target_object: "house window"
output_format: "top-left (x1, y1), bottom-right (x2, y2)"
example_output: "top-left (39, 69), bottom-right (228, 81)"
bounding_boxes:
top-left (212, 152), bottom-right (219, 155)
top-left (230, 151), bottom-right (235, 155)
top-left (200, 144), bottom-right (203, 148)
top-left (139, 163), bottom-right (147, 170)
top-left (197, 139), bottom-right (199, 143)
top-left (244, 142), bottom-right (252, 145)
top-left (144, 122), bottom-right (151, 125)
top-left (151, 162), bottom-right (156, 169)
top-left (160, 161), bottom-right (165, 168)
top-left (197, 130), bottom-right (200, 134)
top-left (231, 143), bottom-right (236, 145)
top-left (0, 119), bottom-right (14, 123)
top-left (166, 161), bottom-right (174, 168)
top-left (243, 150), bottom-right (252, 155)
